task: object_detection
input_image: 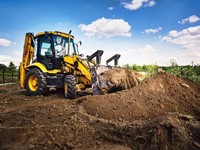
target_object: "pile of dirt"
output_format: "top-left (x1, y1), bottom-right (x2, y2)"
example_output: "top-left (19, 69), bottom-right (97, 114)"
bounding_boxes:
top-left (82, 72), bottom-right (200, 121)
top-left (0, 72), bottom-right (200, 149)
top-left (99, 68), bottom-right (142, 92)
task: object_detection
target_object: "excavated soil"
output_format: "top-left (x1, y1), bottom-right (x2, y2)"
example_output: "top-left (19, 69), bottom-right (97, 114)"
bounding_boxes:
top-left (100, 68), bottom-right (142, 92)
top-left (0, 71), bottom-right (200, 150)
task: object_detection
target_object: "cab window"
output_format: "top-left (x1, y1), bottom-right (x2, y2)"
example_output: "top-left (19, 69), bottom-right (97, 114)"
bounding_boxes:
top-left (52, 35), bottom-right (76, 56)
top-left (40, 37), bottom-right (52, 57)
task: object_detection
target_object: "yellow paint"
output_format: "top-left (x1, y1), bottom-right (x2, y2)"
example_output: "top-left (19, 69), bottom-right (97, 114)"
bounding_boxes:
top-left (27, 62), bottom-right (61, 74)
top-left (20, 62), bottom-right (62, 88)
top-left (20, 31), bottom-right (94, 91)
top-left (64, 82), bottom-right (68, 94)
top-left (63, 55), bottom-right (92, 83)
top-left (35, 31), bottom-right (74, 39)
top-left (28, 75), bottom-right (38, 91)
top-left (76, 83), bottom-right (86, 90)
top-left (19, 62), bottom-right (25, 88)
top-left (20, 33), bottom-right (34, 89)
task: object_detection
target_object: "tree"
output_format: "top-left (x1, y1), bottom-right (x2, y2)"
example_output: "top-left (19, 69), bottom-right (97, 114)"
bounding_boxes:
top-left (123, 64), bottom-right (132, 70)
top-left (142, 65), bottom-right (148, 72)
top-left (169, 59), bottom-right (178, 67)
top-left (0, 64), bottom-right (7, 75)
top-left (0, 64), bottom-right (7, 71)
top-left (132, 64), bottom-right (143, 71)
top-left (8, 61), bottom-right (16, 73)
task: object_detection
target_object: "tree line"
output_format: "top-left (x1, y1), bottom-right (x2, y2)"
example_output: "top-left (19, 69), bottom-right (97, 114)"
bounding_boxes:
top-left (0, 60), bottom-right (200, 84)
top-left (123, 59), bottom-right (200, 83)
top-left (0, 62), bottom-right (18, 76)
top-left (0, 62), bottom-right (18, 84)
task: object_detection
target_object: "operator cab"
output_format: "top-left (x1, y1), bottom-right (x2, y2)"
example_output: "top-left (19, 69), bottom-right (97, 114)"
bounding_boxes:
top-left (33, 31), bottom-right (77, 70)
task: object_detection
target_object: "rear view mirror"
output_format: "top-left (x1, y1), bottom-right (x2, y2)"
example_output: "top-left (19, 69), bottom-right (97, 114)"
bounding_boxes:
top-left (79, 54), bottom-right (84, 57)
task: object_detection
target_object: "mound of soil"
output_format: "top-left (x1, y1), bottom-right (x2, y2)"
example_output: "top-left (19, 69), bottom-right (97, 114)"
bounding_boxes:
top-left (99, 68), bottom-right (142, 92)
top-left (0, 72), bottom-right (199, 149)
top-left (83, 72), bottom-right (200, 121)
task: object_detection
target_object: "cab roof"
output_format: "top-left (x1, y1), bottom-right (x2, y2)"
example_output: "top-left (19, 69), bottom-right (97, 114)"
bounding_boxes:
top-left (35, 31), bottom-right (74, 39)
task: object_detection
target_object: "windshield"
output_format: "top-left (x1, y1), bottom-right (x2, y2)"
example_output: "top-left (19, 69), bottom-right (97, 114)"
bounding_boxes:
top-left (52, 35), bottom-right (76, 57)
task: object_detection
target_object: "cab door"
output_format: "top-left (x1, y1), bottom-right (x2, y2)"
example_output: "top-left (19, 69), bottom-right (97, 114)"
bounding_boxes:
top-left (36, 35), bottom-right (54, 70)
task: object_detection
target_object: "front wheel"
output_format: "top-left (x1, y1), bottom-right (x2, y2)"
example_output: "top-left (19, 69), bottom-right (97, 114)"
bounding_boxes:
top-left (64, 75), bottom-right (76, 99)
top-left (25, 68), bottom-right (48, 95)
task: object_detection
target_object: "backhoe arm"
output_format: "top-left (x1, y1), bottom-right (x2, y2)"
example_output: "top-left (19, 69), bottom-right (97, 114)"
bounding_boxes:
top-left (20, 33), bottom-right (34, 88)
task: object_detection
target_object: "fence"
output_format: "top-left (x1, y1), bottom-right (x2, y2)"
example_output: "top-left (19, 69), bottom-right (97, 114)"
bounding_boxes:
top-left (0, 65), bottom-right (19, 85)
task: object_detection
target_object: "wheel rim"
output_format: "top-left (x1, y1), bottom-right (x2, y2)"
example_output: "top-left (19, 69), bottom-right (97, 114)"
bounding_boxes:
top-left (64, 83), bottom-right (68, 95)
top-left (28, 75), bottom-right (38, 91)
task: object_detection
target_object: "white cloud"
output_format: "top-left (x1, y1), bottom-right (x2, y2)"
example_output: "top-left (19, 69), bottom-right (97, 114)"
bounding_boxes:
top-left (13, 51), bottom-right (22, 56)
top-left (139, 44), bottom-right (157, 53)
top-left (146, 0), bottom-right (156, 7)
top-left (0, 38), bottom-right (12, 47)
top-left (108, 7), bottom-right (114, 11)
top-left (78, 17), bottom-right (131, 38)
top-left (122, 0), bottom-right (156, 11)
top-left (178, 15), bottom-right (200, 24)
top-left (161, 25), bottom-right (200, 57)
top-left (129, 44), bottom-right (158, 65)
top-left (0, 54), bottom-right (21, 66)
top-left (0, 55), bottom-right (12, 64)
top-left (142, 27), bottom-right (162, 34)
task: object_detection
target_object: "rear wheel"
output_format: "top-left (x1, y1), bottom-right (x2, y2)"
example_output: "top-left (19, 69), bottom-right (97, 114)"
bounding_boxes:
top-left (64, 75), bottom-right (76, 99)
top-left (25, 68), bottom-right (48, 95)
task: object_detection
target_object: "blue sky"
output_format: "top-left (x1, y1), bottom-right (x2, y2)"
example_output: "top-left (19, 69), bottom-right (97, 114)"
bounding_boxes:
top-left (0, 0), bottom-right (200, 66)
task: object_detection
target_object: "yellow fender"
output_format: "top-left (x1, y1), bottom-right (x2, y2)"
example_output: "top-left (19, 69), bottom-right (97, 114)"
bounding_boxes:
top-left (20, 62), bottom-right (61, 89)
top-left (27, 62), bottom-right (61, 74)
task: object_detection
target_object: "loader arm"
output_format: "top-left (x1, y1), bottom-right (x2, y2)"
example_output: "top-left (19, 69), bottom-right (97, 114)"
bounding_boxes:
top-left (106, 54), bottom-right (121, 67)
top-left (20, 33), bottom-right (34, 88)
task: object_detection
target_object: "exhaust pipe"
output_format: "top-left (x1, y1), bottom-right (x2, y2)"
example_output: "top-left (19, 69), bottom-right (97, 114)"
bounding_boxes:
top-left (67, 30), bottom-right (72, 55)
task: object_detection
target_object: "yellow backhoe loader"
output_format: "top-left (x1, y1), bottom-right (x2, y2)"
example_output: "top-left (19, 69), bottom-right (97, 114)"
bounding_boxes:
top-left (19, 31), bottom-right (120, 99)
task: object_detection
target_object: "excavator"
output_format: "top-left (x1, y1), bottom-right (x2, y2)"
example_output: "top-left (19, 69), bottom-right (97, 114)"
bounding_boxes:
top-left (19, 31), bottom-right (120, 99)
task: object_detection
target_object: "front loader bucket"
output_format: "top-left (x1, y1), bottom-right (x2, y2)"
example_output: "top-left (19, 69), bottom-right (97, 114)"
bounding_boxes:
top-left (106, 54), bottom-right (121, 67)
top-left (87, 50), bottom-right (103, 65)
top-left (87, 51), bottom-right (124, 95)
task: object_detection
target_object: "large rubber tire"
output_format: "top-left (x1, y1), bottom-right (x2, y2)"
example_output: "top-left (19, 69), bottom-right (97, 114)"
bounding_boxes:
top-left (25, 68), bottom-right (48, 96)
top-left (64, 75), bottom-right (76, 99)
